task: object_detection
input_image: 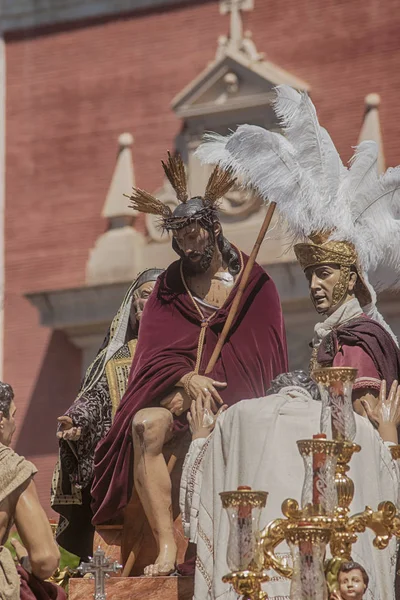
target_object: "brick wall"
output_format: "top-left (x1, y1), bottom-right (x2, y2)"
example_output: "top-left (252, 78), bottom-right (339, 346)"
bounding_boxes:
top-left (4, 0), bottom-right (400, 512)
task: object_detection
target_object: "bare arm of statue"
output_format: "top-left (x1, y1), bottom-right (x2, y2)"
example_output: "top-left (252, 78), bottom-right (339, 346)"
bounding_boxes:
top-left (13, 478), bottom-right (60, 580)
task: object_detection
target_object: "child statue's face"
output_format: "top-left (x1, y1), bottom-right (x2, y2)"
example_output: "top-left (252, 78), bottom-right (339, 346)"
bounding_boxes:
top-left (338, 569), bottom-right (366, 600)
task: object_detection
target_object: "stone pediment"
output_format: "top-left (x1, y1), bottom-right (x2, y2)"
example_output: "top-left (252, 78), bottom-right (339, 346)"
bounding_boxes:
top-left (172, 50), bottom-right (309, 120)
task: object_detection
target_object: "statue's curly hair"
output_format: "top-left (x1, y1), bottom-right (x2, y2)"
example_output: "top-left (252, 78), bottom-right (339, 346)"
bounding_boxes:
top-left (0, 382), bottom-right (14, 418)
top-left (338, 561), bottom-right (369, 588)
top-left (266, 370), bottom-right (321, 401)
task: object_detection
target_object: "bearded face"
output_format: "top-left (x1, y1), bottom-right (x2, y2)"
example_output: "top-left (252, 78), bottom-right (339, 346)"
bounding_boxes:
top-left (173, 223), bottom-right (216, 275)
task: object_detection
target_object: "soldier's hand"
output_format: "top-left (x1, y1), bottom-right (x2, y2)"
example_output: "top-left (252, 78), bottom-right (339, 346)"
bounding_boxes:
top-left (361, 380), bottom-right (400, 444)
top-left (56, 416), bottom-right (82, 441)
top-left (187, 393), bottom-right (227, 440)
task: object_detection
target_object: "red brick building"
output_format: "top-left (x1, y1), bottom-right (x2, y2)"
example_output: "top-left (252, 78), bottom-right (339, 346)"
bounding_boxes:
top-left (2, 0), bottom-right (400, 513)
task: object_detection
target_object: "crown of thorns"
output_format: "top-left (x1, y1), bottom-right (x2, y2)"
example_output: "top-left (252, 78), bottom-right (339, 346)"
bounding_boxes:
top-left (126, 152), bottom-right (235, 230)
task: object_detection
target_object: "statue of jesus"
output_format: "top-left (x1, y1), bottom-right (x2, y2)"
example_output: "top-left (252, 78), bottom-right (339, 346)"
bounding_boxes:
top-left (91, 154), bottom-right (288, 576)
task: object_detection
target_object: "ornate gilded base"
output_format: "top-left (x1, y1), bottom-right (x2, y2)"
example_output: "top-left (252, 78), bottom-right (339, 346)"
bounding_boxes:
top-left (222, 570), bottom-right (270, 600)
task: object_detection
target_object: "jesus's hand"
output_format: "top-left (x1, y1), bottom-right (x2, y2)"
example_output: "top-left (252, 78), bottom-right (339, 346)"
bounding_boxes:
top-left (181, 373), bottom-right (227, 411)
top-left (56, 416), bottom-right (82, 441)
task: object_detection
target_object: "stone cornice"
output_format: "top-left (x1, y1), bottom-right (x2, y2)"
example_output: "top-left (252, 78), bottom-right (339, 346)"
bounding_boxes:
top-left (2, 0), bottom-right (206, 34)
top-left (25, 281), bottom-right (130, 332)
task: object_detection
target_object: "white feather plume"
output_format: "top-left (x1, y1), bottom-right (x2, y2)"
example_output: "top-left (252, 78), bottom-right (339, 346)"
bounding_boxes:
top-left (195, 132), bottom-right (235, 171)
top-left (362, 276), bottom-right (398, 343)
top-left (320, 127), bottom-right (348, 204)
top-left (352, 165), bottom-right (400, 272)
top-left (274, 86), bottom-right (326, 187)
top-left (224, 124), bottom-right (323, 238)
top-left (196, 86), bottom-right (400, 334)
top-left (341, 141), bottom-right (379, 205)
top-left (274, 86), bottom-right (348, 211)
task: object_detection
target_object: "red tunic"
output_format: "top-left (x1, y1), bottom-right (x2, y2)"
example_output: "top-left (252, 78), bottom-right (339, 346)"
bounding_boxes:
top-left (333, 344), bottom-right (381, 391)
top-left (91, 253), bottom-right (288, 525)
top-left (317, 314), bottom-right (400, 393)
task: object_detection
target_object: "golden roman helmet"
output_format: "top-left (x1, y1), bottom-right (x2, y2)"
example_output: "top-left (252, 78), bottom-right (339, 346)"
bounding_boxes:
top-left (294, 232), bottom-right (372, 308)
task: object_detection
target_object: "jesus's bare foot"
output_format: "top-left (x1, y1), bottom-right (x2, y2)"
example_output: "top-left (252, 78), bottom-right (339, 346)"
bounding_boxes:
top-left (143, 540), bottom-right (177, 577)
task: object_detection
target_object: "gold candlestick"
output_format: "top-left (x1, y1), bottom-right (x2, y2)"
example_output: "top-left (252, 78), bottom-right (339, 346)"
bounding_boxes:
top-left (221, 488), bottom-right (270, 600)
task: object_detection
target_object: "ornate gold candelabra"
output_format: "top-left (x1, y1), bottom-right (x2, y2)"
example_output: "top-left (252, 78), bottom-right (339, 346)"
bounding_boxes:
top-left (313, 368), bottom-right (400, 565)
top-left (220, 367), bottom-right (400, 600)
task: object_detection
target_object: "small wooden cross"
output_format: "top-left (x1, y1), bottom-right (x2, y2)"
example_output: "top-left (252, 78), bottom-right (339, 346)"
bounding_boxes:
top-left (78, 547), bottom-right (122, 600)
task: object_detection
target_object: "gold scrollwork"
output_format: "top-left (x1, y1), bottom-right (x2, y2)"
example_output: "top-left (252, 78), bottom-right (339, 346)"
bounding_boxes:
top-left (389, 445), bottom-right (400, 460)
top-left (220, 490), bottom-right (268, 509)
top-left (336, 442), bottom-right (361, 466)
top-left (312, 367), bottom-right (358, 384)
top-left (297, 439), bottom-right (343, 458)
top-left (222, 571), bottom-right (269, 600)
top-left (294, 240), bottom-right (357, 272)
top-left (285, 522), bottom-right (332, 545)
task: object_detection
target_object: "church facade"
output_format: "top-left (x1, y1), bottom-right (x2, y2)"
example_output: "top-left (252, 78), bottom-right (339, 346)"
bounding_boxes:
top-left (2, 0), bottom-right (400, 513)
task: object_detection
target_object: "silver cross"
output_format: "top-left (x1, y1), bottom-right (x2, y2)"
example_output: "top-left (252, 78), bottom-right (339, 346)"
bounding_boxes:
top-left (78, 547), bottom-right (122, 600)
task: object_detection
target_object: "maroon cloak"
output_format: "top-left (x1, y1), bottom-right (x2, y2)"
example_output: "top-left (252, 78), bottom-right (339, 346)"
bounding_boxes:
top-left (317, 314), bottom-right (400, 390)
top-left (91, 253), bottom-right (288, 524)
top-left (18, 566), bottom-right (66, 600)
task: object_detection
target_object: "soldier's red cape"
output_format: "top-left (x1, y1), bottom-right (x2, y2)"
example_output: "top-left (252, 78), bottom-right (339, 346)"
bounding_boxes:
top-left (91, 252), bottom-right (288, 525)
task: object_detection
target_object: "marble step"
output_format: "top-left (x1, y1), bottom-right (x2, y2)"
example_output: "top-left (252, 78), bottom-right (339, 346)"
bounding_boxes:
top-left (69, 575), bottom-right (194, 600)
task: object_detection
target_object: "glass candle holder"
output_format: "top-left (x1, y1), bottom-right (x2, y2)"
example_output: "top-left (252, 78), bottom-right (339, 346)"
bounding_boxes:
top-left (289, 536), bottom-right (328, 600)
top-left (220, 486), bottom-right (268, 573)
top-left (313, 367), bottom-right (357, 442)
top-left (297, 435), bottom-right (340, 517)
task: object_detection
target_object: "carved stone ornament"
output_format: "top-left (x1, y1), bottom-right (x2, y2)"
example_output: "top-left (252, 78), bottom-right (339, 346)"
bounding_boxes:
top-left (218, 183), bottom-right (262, 222)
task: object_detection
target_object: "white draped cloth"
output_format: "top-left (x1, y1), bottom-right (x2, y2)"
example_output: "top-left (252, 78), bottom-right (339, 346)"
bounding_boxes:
top-left (180, 387), bottom-right (399, 600)
top-left (311, 297), bottom-right (363, 350)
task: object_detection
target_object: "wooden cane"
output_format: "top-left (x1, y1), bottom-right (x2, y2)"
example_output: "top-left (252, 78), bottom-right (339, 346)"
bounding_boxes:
top-left (205, 201), bottom-right (277, 374)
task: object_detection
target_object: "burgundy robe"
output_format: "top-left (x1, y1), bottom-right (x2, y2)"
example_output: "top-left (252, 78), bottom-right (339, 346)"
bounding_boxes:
top-left (18, 566), bottom-right (66, 600)
top-left (317, 315), bottom-right (400, 390)
top-left (91, 254), bottom-right (288, 524)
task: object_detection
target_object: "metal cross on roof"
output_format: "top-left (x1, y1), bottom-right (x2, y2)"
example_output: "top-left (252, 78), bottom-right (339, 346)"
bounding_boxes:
top-left (78, 547), bottom-right (122, 600)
